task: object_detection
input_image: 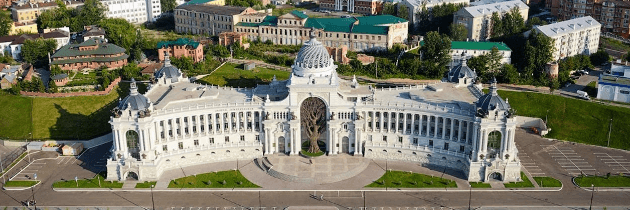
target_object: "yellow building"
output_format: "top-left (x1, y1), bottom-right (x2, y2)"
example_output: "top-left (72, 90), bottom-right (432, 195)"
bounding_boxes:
top-left (11, 0), bottom-right (83, 23)
top-left (9, 21), bottom-right (37, 35)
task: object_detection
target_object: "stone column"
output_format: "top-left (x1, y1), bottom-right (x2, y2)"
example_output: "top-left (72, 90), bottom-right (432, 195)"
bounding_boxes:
top-left (354, 127), bottom-right (360, 155)
top-left (402, 113), bottom-right (407, 134)
top-left (327, 125), bottom-right (333, 155)
top-left (379, 112), bottom-right (383, 132)
top-left (442, 118), bottom-right (446, 139)
top-left (434, 116), bottom-right (438, 137)
top-left (140, 129), bottom-right (146, 151)
top-left (113, 128), bottom-right (120, 151)
top-left (450, 119), bottom-right (455, 141)
top-left (394, 112), bottom-right (399, 133)
top-left (458, 121), bottom-right (464, 142)
top-left (410, 114), bottom-right (415, 135)
top-left (371, 112), bottom-right (375, 131)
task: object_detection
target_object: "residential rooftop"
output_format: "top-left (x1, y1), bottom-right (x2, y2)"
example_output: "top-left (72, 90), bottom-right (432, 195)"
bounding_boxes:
top-left (534, 16), bottom-right (601, 37)
top-left (462, 0), bottom-right (528, 17)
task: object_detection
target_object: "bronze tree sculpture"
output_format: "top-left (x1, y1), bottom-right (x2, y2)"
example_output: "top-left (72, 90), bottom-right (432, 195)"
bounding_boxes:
top-left (301, 97), bottom-right (327, 154)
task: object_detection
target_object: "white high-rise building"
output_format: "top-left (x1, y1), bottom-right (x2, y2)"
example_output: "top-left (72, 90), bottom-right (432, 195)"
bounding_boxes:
top-left (532, 16), bottom-right (601, 61)
top-left (102, 0), bottom-right (162, 24)
top-left (402, 0), bottom-right (470, 27)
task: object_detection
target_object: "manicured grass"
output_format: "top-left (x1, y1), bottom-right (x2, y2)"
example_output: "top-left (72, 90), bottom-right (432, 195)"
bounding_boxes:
top-left (66, 71), bottom-right (98, 86)
top-left (0, 91), bottom-right (33, 140)
top-left (498, 90), bottom-right (630, 150)
top-left (504, 172), bottom-right (535, 188)
top-left (4, 180), bottom-right (39, 187)
top-left (53, 172), bottom-right (123, 188)
top-left (366, 170), bottom-right (457, 188)
top-left (584, 81), bottom-right (598, 97)
top-left (469, 182), bottom-right (491, 188)
top-left (198, 63), bottom-right (290, 88)
top-left (135, 181), bottom-right (157, 188)
top-left (300, 149), bottom-right (324, 157)
top-left (168, 170), bottom-right (259, 188)
top-left (533, 177), bottom-right (563, 187)
top-left (574, 175), bottom-right (630, 187)
top-left (31, 87), bottom-right (123, 140)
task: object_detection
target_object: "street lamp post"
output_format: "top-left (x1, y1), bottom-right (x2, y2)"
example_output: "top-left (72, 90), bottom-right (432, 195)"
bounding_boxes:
top-left (32, 173), bottom-right (37, 210)
top-left (589, 184), bottom-right (595, 210)
top-left (468, 184), bottom-right (472, 210)
top-left (607, 118), bottom-right (613, 147)
top-left (150, 184), bottom-right (155, 210)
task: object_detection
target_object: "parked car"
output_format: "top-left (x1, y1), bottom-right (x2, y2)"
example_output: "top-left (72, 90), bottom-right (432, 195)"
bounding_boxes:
top-left (576, 90), bottom-right (590, 100)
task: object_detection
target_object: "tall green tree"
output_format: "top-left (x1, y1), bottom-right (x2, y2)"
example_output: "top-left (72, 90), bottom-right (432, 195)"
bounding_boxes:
top-left (37, 0), bottom-right (72, 31)
top-left (383, 3), bottom-right (396, 16)
top-left (21, 38), bottom-right (58, 67)
top-left (590, 50), bottom-right (610, 66)
top-left (119, 63), bottom-right (141, 80)
top-left (48, 79), bottom-right (59, 93)
top-left (397, 4), bottom-right (409, 20)
top-left (100, 18), bottom-right (137, 53)
top-left (420, 31), bottom-right (451, 77)
top-left (0, 10), bottom-right (12, 36)
top-left (76, 0), bottom-right (106, 31)
top-left (161, 0), bottom-right (177, 13)
top-left (502, 7), bottom-right (525, 36)
top-left (490, 12), bottom-right (503, 39)
top-left (449, 23), bottom-right (468, 41)
top-left (522, 31), bottom-right (554, 82)
top-left (499, 63), bottom-right (519, 84)
top-left (526, 17), bottom-right (548, 30)
top-left (417, 3), bottom-right (466, 34)
top-left (50, 65), bottom-right (63, 76)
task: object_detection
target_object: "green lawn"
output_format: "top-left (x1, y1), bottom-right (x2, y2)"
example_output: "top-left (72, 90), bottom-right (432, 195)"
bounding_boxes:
top-left (0, 91), bottom-right (33, 140)
top-left (66, 71), bottom-right (99, 86)
top-left (574, 175), bottom-right (630, 187)
top-left (498, 90), bottom-right (630, 150)
top-left (135, 181), bottom-right (157, 188)
top-left (533, 177), bottom-right (562, 187)
top-left (503, 172), bottom-right (535, 188)
top-left (53, 172), bottom-right (123, 188)
top-left (198, 63), bottom-right (290, 88)
top-left (168, 170), bottom-right (259, 188)
top-left (4, 180), bottom-right (39, 187)
top-left (469, 182), bottom-right (492, 188)
top-left (366, 170), bottom-right (457, 188)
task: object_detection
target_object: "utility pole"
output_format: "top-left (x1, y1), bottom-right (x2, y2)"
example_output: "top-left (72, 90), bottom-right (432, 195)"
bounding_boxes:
top-left (589, 184), bottom-right (595, 210)
top-left (607, 118), bottom-right (613, 147)
top-left (468, 184), bottom-right (472, 210)
top-left (151, 184), bottom-right (155, 210)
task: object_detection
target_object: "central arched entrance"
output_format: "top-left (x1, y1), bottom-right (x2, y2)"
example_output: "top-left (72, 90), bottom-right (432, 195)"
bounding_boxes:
top-left (487, 131), bottom-right (502, 158)
top-left (278, 136), bottom-right (286, 154)
top-left (300, 97), bottom-right (328, 154)
top-left (341, 136), bottom-right (349, 153)
top-left (126, 171), bottom-right (138, 180)
top-left (488, 172), bottom-right (502, 181)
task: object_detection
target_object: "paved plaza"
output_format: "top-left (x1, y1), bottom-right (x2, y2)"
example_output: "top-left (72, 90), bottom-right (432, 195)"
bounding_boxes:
top-left (2, 129), bottom-right (630, 209)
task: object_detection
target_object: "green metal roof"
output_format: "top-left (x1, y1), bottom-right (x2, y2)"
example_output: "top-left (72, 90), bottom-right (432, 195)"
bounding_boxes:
top-left (290, 10), bottom-right (309, 19)
top-left (157, 38), bottom-right (200, 49)
top-left (182, 0), bottom-right (214, 5)
top-left (236, 14), bottom-right (406, 35)
top-left (419, 41), bottom-right (512, 51)
top-left (51, 38), bottom-right (127, 58)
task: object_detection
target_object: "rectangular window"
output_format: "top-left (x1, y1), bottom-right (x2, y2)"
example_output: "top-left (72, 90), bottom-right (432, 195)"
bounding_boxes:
top-left (163, 145), bottom-right (167, 151)
top-left (398, 137), bottom-right (403, 143)
top-left (194, 140), bottom-right (199, 146)
top-left (382, 136), bottom-right (387, 142)
top-left (240, 135), bottom-right (245, 141)
top-left (255, 135), bottom-right (259, 140)
top-left (178, 142), bottom-right (183, 149)
top-left (429, 140), bottom-right (433, 147)
top-left (444, 143), bottom-right (449, 150)
top-left (225, 136), bottom-right (229, 143)
top-left (413, 138), bottom-right (418, 144)
top-left (209, 137), bottom-right (214, 144)
top-left (460, 145), bottom-right (465, 152)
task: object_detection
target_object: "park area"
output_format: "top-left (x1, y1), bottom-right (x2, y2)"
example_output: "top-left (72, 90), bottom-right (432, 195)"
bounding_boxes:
top-left (0, 83), bottom-right (143, 140)
top-left (198, 63), bottom-right (290, 88)
top-left (498, 90), bottom-right (630, 150)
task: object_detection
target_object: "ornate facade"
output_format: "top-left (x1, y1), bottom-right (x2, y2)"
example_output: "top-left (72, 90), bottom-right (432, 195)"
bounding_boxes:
top-left (106, 31), bottom-right (521, 183)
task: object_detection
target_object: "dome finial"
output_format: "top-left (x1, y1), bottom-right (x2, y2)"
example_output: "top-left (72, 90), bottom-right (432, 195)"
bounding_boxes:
top-left (130, 78), bottom-right (139, 96)
top-left (490, 77), bottom-right (498, 95)
top-left (309, 27), bottom-right (316, 39)
top-left (164, 52), bottom-right (171, 67)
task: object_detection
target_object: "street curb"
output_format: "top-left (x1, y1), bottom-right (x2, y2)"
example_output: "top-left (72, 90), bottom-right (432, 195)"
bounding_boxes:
top-left (2, 180), bottom-right (41, 191)
top-left (51, 187), bottom-right (563, 192)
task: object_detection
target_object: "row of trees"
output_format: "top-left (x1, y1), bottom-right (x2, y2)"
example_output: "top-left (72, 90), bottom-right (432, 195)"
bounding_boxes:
top-left (417, 3), bottom-right (466, 35)
top-left (37, 0), bottom-right (106, 32)
top-left (382, 3), bottom-right (409, 21)
top-left (490, 7), bottom-right (526, 39)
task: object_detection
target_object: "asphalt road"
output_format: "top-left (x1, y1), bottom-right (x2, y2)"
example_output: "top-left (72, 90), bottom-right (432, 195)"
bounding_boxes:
top-left (2, 131), bottom-right (630, 209)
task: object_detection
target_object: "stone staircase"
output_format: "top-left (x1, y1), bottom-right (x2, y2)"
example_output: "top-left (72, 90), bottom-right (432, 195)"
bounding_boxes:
top-left (254, 156), bottom-right (370, 184)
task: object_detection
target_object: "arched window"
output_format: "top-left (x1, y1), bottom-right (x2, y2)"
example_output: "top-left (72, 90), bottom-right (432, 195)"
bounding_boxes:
top-left (487, 131), bottom-right (502, 150)
top-left (126, 130), bottom-right (140, 160)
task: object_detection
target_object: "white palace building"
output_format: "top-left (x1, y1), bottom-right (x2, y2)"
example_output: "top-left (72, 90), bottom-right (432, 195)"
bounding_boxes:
top-left (106, 32), bottom-right (522, 183)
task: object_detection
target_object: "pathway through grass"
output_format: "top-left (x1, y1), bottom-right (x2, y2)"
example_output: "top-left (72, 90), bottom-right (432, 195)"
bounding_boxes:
top-left (198, 63), bottom-right (290, 88)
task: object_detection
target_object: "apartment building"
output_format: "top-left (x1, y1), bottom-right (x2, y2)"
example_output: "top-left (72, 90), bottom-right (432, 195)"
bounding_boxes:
top-left (101, 0), bottom-right (161, 24)
top-left (532, 16), bottom-right (601, 60)
top-left (235, 11), bottom-right (408, 51)
top-left (11, 0), bottom-right (83, 23)
top-left (453, 0), bottom-right (528, 41)
top-left (547, 0), bottom-right (630, 38)
top-left (319, 0), bottom-right (383, 15)
top-left (402, 0), bottom-right (470, 27)
top-left (174, 4), bottom-right (259, 36)
top-left (0, 27), bottom-right (70, 60)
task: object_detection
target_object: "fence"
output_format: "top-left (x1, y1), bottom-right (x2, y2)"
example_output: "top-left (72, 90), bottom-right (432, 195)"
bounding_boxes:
top-left (0, 146), bottom-right (26, 174)
top-left (20, 77), bottom-right (122, 98)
